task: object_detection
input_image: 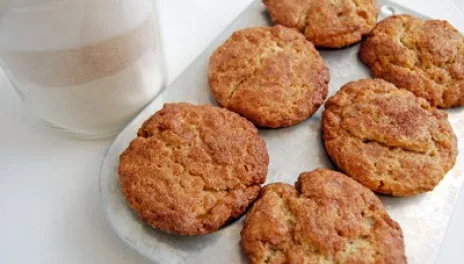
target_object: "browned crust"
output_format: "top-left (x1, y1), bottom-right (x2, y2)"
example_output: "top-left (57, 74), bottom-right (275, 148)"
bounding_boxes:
top-left (118, 103), bottom-right (269, 235)
top-left (322, 79), bottom-right (458, 196)
top-left (208, 25), bottom-right (329, 128)
top-left (241, 169), bottom-right (407, 264)
top-left (263, 0), bottom-right (379, 48)
top-left (359, 14), bottom-right (464, 108)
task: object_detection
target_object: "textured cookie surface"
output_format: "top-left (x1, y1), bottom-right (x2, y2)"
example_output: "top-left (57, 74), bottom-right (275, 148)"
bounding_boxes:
top-left (118, 103), bottom-right (269, 235)
top-left (323, 79), bottom-right (457, 196)
top-left (264, 0), bottom-right (378, 48)
top-left (241, 169), bottom-right (406, 264)
top-left (209, 25), bottom-right (329, 128)
top-left (360, 15), bottom-right (464, 108)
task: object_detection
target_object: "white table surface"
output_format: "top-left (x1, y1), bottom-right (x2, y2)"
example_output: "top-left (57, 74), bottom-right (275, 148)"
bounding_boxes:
top-left (1, 0), bottom-right (463, 263)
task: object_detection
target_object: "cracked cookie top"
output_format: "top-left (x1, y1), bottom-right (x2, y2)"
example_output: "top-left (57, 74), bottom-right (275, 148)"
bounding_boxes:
top-left (208, 25), bottom-right (329, 128)
top-left (322, 79), bottom-right (457, 196)
top-left (360, 15), bottom-right (464, 108)
top-left (241, 169), bottom-right (406, 264)
top-left (264, 0), bottom-right (378, 48)
top-left (118, 103), bottom-right (269, 235)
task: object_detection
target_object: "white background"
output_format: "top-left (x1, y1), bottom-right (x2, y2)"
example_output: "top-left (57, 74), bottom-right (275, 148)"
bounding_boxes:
top-left (1, 0), bottom-right (463, 263)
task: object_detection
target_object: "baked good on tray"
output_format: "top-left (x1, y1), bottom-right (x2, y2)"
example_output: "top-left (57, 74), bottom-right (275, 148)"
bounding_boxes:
top-left (360, 14), bottom-right (464, 108)
top-left (241, 168), bottom-right (406, 264)
top-left (118, 103), bottom-right (269, 235)
top-left (209, 25), bottom-right (329, 128)
top-left (263, 0), bottom-right (379, 48)
top-left (323, 79), bottom-right (457, 196)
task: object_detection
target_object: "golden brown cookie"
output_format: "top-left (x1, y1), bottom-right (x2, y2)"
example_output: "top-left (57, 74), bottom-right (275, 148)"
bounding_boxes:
top-left (323, 79), bottom-right (457, 196)
top-left (118, 103), bottom-right (269, 235)
top-left (263, 0), bottom-right (379, 48)
top-left (241, 169), bottom-right (406, 264)
top-left (209, 25), bottom-right (329, 128)
top-left (360, 15), bottom-right (464, 108)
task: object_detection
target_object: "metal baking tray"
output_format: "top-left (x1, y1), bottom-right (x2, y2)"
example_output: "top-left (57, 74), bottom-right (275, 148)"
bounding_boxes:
top-left (100, 1), bottom-right (464, 263)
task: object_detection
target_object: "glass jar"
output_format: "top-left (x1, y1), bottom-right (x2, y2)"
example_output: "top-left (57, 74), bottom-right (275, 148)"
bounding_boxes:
top-left (0, 0), bottom-right (166, 138)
